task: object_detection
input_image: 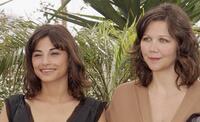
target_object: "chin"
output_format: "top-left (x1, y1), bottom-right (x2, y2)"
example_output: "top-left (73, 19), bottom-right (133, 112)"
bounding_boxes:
top-left (148, 65), bottom-right (161, 70)
top-left (149, 67), bottom-right (164, 72)
top-left (39, 77), bottom-right (56, 83)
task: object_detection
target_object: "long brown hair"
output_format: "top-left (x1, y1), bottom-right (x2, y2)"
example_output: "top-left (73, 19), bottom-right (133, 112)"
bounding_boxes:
top-left (132, 3), bottom-right (200, 87)
top-left (24, 24), bottom-right (88, 100)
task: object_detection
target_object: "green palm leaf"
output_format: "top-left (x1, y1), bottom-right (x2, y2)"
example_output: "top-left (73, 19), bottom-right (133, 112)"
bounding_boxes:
top-left (44, 0), bottom-right (200, 30)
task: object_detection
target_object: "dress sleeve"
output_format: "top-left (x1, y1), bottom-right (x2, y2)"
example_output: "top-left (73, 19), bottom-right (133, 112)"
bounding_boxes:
top-left (94, 100), bottom-right (107, 122)
top-left (5, 94), bottom-right (24, 122)
top-left (4, 94), bottom-right (32, 122)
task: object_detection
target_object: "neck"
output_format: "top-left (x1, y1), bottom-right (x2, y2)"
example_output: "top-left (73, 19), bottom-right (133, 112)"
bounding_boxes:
top-left (36, 81), bottom-right (73, 103)
top-left (149, 69), bottom-right (186, 95)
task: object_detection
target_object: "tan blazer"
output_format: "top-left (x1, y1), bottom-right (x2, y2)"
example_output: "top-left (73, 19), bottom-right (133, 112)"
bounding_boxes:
top-left (106, 81), bottom-right (200, 122)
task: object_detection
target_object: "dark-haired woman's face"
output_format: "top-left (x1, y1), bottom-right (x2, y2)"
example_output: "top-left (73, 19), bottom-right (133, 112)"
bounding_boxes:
top-left (32, 36), bottom-right (68, 84)
top-left (140, 21), bottom-right (177, 72)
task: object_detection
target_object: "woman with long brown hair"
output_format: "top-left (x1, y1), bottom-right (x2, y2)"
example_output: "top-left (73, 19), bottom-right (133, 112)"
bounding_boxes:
top-left (106, 3), bottom-right (200, 122)
top-left (0, 24), bottom-right (106, 122)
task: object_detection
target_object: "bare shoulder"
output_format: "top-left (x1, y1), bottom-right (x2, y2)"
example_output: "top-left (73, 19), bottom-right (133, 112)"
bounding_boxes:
top-left (0, 103), bottom-right (9, 122)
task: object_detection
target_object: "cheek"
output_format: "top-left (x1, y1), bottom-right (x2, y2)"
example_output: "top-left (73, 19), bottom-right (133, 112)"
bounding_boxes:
top-left (32, 59), bottom-right (39, 69)
top-left (162, 46), bottom-right (177, 57)
top-left (57, 57), bottom-right (68, 69)
top-left (140, 43), bottom-right (148, 55)
top-left (60, 61), bottom-right (68, 68)
top-left (62, 54), bottom-right (68, 66)
top-left (64, 61), bottom-right (69, 70)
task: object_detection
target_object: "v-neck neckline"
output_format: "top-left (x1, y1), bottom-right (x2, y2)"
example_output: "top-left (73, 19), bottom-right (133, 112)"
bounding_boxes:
top-left (23, 97), bottom-right (84, 122)
top-left (135, 81), bottom-right (200, 122)
top-left (171, 81), bottom-right (200, 121)
top-left (135, 84), bottom-right (153, 122)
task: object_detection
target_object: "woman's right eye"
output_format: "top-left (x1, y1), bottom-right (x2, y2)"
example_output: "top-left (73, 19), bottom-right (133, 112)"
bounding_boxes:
top-left (142, 37), bottom-right (151, 42)
top-left (32, 54), bottom-right (42, 57)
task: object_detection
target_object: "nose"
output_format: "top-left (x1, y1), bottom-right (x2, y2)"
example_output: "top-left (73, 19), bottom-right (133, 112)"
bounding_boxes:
top-left (41, 55), bottom-right (50, 65)
top-left (149, 41), bottom-right (159, 53)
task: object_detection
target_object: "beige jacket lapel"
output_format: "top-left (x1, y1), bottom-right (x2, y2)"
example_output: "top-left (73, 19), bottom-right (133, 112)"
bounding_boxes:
top-left (135, 85), bottom-right (153, 122)
top-left (172, 81), bottom-right (200, 122)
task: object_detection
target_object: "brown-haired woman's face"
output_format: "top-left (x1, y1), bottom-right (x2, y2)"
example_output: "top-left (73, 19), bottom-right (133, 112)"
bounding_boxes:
top-left (140, 21), bottom-right (177, 72)
top-left (32, 36), bottom-right (68, 83)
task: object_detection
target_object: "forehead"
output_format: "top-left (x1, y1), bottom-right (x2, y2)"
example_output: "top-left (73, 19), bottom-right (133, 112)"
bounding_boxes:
top-left (144, 21), bottom-right (170, 36)
top-left (34, 36), bottom-right (55, 50)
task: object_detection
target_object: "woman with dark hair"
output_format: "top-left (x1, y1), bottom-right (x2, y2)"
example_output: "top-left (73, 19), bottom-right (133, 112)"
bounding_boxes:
top-left (0, 24), bottom-right (106, 122)
top-left (106, 3), bottom-right (200, 122)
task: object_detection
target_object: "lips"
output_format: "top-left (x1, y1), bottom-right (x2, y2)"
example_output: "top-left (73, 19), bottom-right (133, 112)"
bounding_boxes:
top-left (148, 57), bottom-right (161, 61)
top-left (40, 68), bottom-right (56, 73)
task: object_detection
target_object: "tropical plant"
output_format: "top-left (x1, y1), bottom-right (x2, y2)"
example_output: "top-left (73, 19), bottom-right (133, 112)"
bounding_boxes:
top-left (0, 12), bottom-right (37, 109)
top-left (0, 19), bottom-right (135, 109)
top-left (43, 0), bottom-right (200, 30)
top-left (75, 21), bottom-right (136, 101)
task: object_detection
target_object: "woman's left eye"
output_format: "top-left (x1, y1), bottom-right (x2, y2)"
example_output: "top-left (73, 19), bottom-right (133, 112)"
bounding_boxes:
top-left (159, 38), bottom-right (169, 43)
top-left (51, 52), bottom-right (60, 55)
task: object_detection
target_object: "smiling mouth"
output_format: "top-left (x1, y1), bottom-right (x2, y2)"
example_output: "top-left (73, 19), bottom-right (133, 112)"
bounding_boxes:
top-left (148, 57), bottom-right (161, 61)
top-left (40, 69), bottom-right (56, 73)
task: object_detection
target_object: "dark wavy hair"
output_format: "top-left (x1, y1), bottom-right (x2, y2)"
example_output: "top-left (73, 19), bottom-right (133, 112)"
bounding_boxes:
top-left (24, 24), bottom-right (88, 100)
top-left (132, 3), bottom-right (200, 87)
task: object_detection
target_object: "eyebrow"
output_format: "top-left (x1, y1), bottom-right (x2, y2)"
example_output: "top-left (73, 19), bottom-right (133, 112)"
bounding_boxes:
top-left (33, 48), bottom-right (58, 52)
top-left (159, 35), bottom-right (171, 38)
top-left (143, 34), bottom-right (171, 38)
